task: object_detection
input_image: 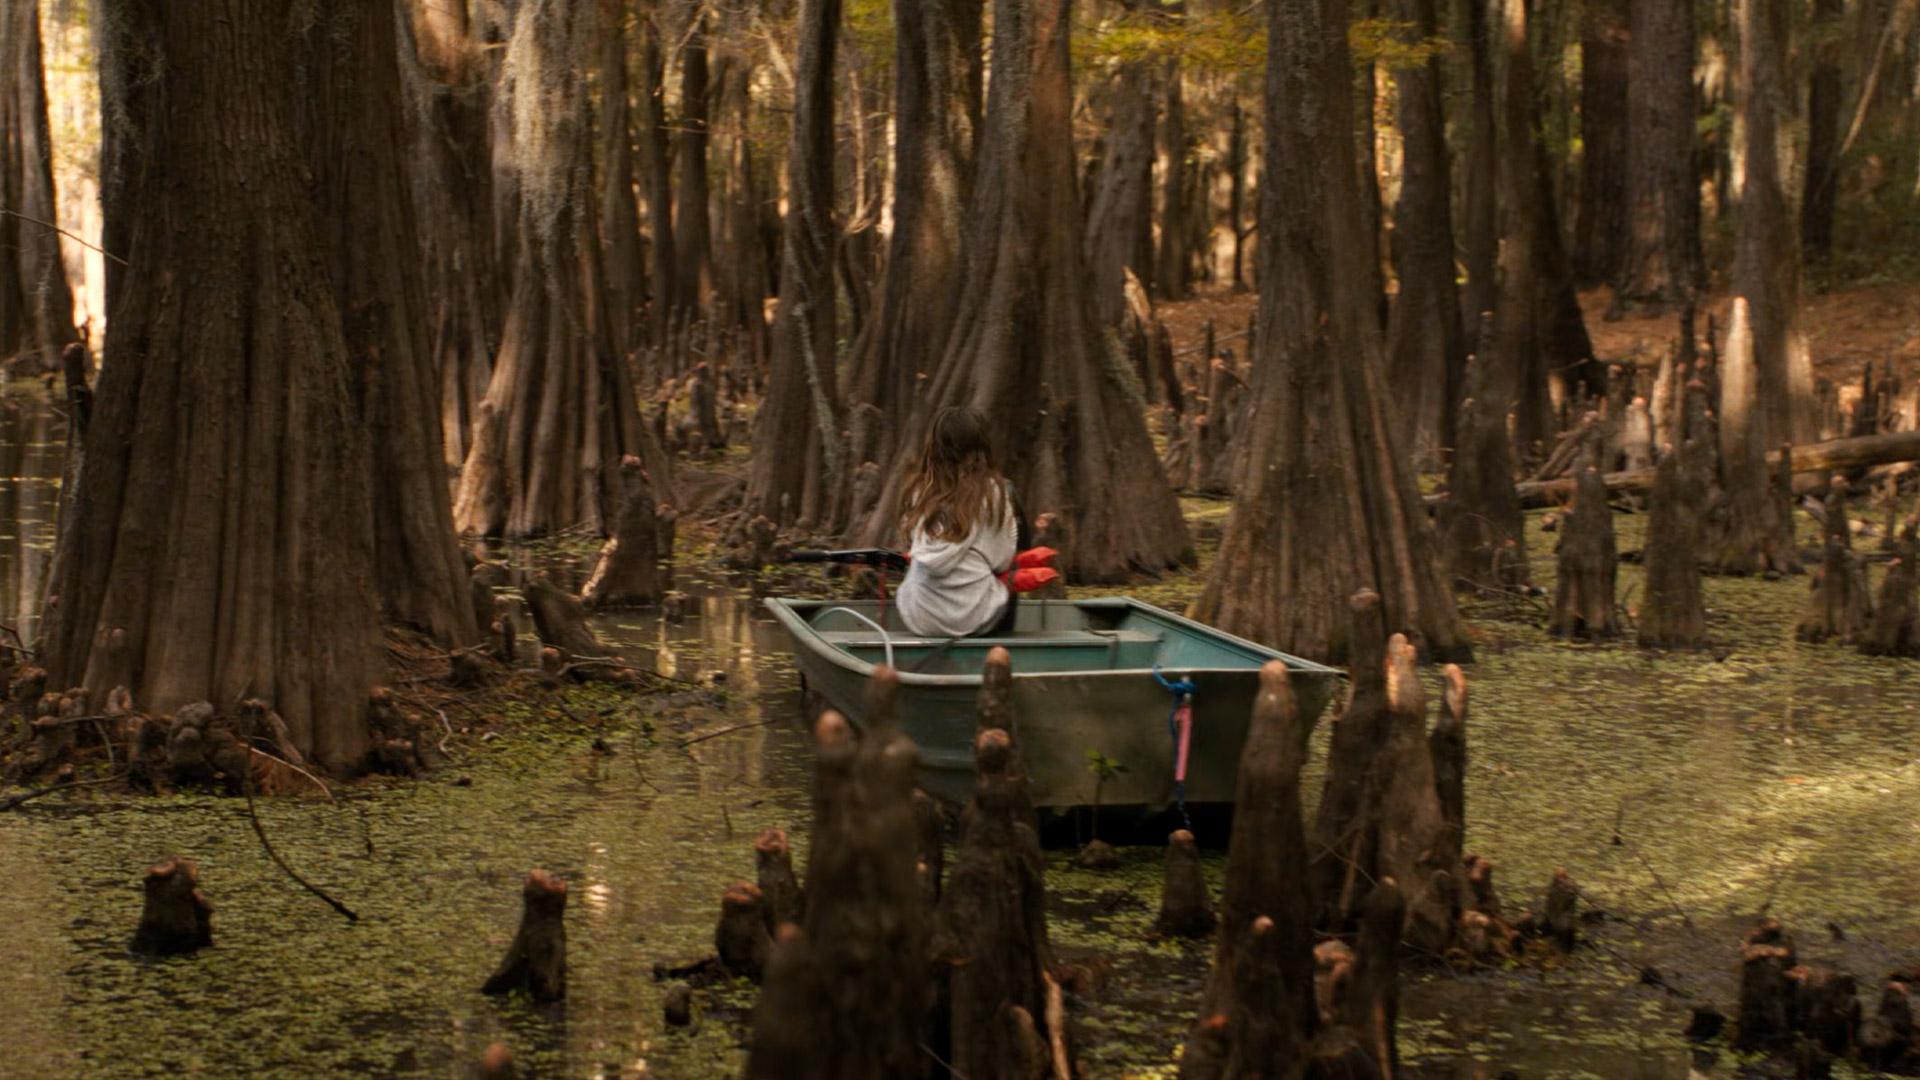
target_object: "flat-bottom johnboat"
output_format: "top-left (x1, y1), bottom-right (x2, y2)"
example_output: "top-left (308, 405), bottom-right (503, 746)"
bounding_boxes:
top-left (765, 597), bottom-right (1341, 812)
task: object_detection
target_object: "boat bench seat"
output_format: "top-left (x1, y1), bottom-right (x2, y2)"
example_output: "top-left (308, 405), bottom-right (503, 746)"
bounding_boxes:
top-left (817, 629), bottom-right (1163, 650)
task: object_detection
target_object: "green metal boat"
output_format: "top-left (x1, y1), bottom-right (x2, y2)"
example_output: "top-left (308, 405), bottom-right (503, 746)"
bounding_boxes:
top-left (764, 597), bottom-right (1342, 811)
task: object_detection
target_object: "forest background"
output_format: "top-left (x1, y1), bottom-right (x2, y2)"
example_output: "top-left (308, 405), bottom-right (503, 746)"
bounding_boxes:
top-left (3, 0), bottom-right (1920, 768)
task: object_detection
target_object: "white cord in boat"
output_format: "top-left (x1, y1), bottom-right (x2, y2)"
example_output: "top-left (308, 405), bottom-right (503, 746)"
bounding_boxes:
top-left (818, 606), bottom-right (896, 669)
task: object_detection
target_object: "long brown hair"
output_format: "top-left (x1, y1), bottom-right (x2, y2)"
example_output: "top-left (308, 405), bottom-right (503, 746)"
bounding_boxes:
top-left (901, 406), bottom-right (1006, 542)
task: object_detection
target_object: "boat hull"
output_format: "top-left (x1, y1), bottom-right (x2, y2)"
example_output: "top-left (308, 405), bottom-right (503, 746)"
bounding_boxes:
top-left (767, 597), bottom-right (1341, 809)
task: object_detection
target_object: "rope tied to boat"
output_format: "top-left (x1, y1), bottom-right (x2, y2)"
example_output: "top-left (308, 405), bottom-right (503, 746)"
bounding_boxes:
top-left (1152, 667), bottom-right (1196, 832)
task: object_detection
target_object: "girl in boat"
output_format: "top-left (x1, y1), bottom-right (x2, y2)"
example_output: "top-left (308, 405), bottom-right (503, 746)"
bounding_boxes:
top-left (896, 406), bottom-right (1031, 637)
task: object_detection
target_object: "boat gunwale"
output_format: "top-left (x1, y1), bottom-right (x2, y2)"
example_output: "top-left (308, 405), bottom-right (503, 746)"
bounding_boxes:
top-left (763, 596), bottom-right (1341, 688)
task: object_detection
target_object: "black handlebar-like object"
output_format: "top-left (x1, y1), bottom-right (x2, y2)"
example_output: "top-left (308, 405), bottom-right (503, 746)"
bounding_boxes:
top-left (785, 548), bottom-right (911, 572)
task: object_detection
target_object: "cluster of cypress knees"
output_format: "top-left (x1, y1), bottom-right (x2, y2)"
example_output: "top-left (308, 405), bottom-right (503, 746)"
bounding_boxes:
top-left (124, 590), bottom-right (1919, 1078)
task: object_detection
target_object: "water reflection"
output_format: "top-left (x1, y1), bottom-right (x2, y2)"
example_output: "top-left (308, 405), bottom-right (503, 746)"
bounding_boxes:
top-left (0, 385), bottom-right (64, 649)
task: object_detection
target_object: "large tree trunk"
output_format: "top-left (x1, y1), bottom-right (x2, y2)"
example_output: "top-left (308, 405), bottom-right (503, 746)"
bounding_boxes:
top-left (1711, 297), bottom-right (1800, 575)
top-left (1800, 0), bottom-right (1843, 264)
top-left (1571, 0), bottom-right (1629, 286)
top-left (673, 17), bottom-right (714, 319)
top-left (1191, 0), bottom-right (1469, 664)
top-left (1613, 0), bottom-right (1699, 312)
top-left (310, 1), bottom-right (479, 646)
top-left (847, 0), bottom-right (981, 468)
top-left (1384, 0), bottom-right (1466, 468)
top-left (638, 16), bottom-right (676, 346)
top-left (599, 0), bottom-right (645, 360)
top-left (1444, 353), bottom-right (1528, 590)
top-left (402, 0), bottom-right (503, 470)
top-left (1638, 379), bottom-right (1712, 648)
top-left (716, 61), bottom-right (771, 347)
top-left (0, 0), bottom-right (78, 373)
top-left (1459, 0), bottom-right (1499, 333)
top-left (1491, 0), bottom-right (1598, 459)
top-left (1084, 31), bottom-right (1156, 331)
top-left (744, 0), bottom-right (843, 530)
top-left (43, 0), bottom-right (398, 771)
top-left (453, 0), bottom-right (656, 539)
top-left (1728, 0), bottom-right (1814, 450)
top-left (1155, 47), bottom-right (1191, 301)
top-left (1227, 102), bottom-right (1250, 292)
top-left (868, 0), bottom-right (1191, 582)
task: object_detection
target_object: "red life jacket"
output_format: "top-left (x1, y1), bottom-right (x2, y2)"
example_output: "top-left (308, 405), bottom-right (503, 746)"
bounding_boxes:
top-left (1002, 547), bottom-right (1060, 592)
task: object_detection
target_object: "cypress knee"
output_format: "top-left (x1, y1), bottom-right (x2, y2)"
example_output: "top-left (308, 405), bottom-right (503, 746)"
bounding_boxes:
top-left (1639, 419), bottom-right (1711, 649)
top-left (715, 881), bottom-right (772, 980)
top-left (1548, 467), bottom-right (1619, 639)
top-left (1545, 868), bottom-right (1580, 950)
top-left (1735, 918), bottom-right (1797, 1054)
top-left (129, 857), bottom-right (213, 956)
top-left (481, 869), bottom-right (568, 1002)
top-left (581, 455), bottom-right (674, 610)
top-left (1155, 829), bottom-right (1217, 938)
top-left (755, 829), bottom-right (804, 932)
top-left (1181, 662), bottom-right (1318, 1074)
top-left (1796, 477), bottom-right (1872, 643)
top-left (1861, 515), bottom-right (1920, 656)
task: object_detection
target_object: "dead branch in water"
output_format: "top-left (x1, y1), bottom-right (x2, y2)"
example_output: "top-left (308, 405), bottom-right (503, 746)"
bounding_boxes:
top-left (245, 747), bottom-right (334, 802)
top-left (243, 767), bottom-right (358, 922)
top-left (1, 772), bottom-right (128, 811)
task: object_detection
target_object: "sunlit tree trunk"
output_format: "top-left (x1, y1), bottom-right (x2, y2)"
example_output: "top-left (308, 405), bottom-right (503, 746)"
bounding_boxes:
top-left (599, 0), bottom-right (645, 359)
top-left (638, 16), bottom-right (676, 345)
top-left (1491, 0), bottom-right (1597, 458)
top-left (673, 16), bottom-right (714, 318)
top-left (1084, 23), bottom-right (1155, 330)
top-left (1707, 0), bottom-right (1810, 576)
top-left (745, 0), bottom-right (842, 529)
top-left (453, 0), bottom-right (660, 538)
top-left (402, 0), bottom-right (502, 469)
top-left (846, 0), bottom-right (981, 480)
top-left (869, 0), bottom-right (1191, 581)
top-left (1729, 0), bottom-right (1812, 450)
top-left (1193, 0), bottom-right (1469, 662)
top-left (1385, 0), bottom-right (1466, 467)
top-left (0, 0), bottom-right (78, 372)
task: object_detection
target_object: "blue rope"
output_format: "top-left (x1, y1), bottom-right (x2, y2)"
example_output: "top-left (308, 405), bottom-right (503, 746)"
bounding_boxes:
top-left (1153, 667), bottom-right (1196, 831)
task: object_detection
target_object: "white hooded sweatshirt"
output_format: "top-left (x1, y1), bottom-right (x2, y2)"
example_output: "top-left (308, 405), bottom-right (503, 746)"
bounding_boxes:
top-left (895, 485), bottom-right (1017, 637)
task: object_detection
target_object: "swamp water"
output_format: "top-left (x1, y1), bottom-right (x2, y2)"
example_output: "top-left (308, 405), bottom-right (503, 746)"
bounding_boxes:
top-left (0, 385), bottom-right (1915, 1079)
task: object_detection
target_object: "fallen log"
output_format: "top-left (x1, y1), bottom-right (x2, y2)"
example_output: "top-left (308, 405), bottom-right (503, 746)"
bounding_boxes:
top-left (1429, 430), bottom-right (1920, 511)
